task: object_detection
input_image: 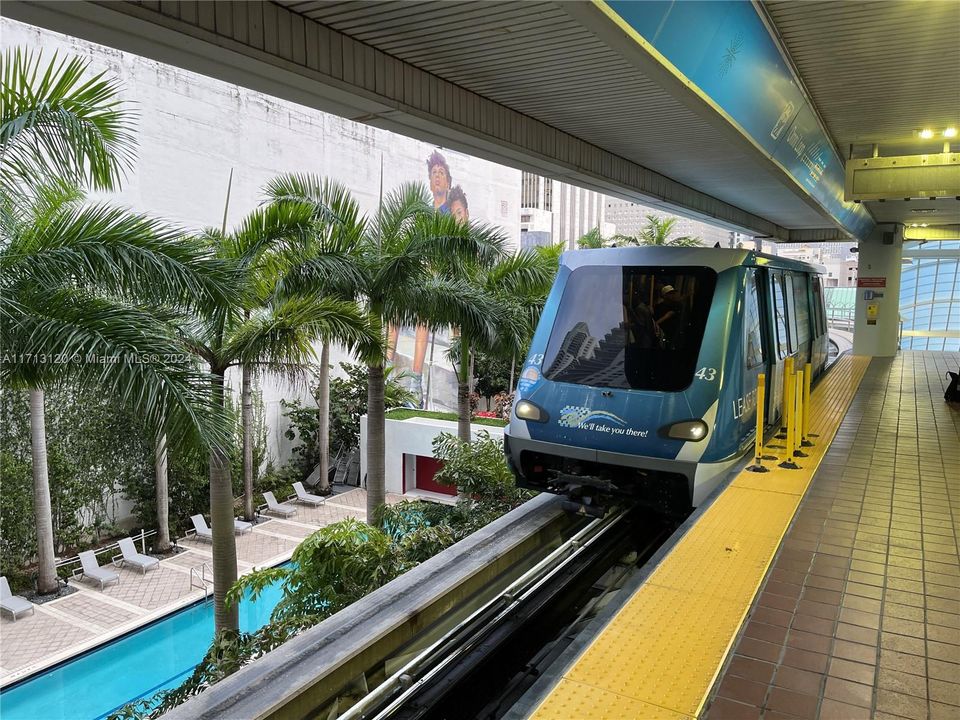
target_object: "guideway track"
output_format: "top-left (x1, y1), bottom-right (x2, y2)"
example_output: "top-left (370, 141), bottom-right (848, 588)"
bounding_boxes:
top-left (348, 505), bottom-right (676, 720)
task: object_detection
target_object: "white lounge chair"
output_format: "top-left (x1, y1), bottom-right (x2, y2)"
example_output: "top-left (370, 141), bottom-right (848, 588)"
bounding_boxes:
top-left (114, 538), bottom-right (159, 574)
top-left (0, 576), bottom-right (34, 621)
top-left (234, 518), bottom-right (253, 535)
top-left (78, 551), bottom-right (120, 590)
top-left (190, 514), bottom-right (213, 542)
top-left (292, 481), bottom-right (325, 507)
top-left (263, 491), bottom-right (297, 517)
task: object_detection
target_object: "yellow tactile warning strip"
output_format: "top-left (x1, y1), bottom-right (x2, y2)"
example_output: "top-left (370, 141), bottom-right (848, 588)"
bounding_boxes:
top-left (530, 355), bottom-right (872, 720)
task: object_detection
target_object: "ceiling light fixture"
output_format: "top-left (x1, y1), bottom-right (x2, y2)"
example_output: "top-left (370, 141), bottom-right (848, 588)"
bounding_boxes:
top-left (944, 127), bottom-right (958, 138)
top-left (919, 128), bottom-right (935, 139)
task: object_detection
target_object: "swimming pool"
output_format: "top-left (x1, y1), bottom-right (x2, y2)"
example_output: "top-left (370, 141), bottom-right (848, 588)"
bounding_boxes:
top-left (0, 576), bottom-right (286, 720)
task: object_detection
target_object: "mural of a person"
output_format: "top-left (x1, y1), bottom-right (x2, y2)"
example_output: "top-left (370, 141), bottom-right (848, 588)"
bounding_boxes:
top-left (448, 185), bottom-right (469, 223)
top-left (389, 150), bottom-right (458, 405)
top-left (427, 150), bottom-right (452, 214)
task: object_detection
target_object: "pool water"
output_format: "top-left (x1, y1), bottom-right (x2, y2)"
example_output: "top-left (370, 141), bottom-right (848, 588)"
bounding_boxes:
top-left (0, 577), bottom-right (286, 720)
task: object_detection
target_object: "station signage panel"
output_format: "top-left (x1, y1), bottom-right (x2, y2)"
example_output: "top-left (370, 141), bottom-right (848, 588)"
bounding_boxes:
top-left (603, 0), bottom-right (875, 241)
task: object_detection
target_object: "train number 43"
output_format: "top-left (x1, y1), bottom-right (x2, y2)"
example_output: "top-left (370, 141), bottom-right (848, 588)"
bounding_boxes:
top-left (695, 367), bottom-right (717, 381)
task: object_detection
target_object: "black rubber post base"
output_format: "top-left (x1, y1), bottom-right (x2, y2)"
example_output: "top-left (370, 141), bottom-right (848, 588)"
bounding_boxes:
top-left (778, 460), bottom-right (801, 469)
top-left (793, 449), bottom-right (809, 458)
top-left (801, 439), bottom-right (814, 447)
top-left (746, 463), bottom-right (770, 473)
top-left (761, 454), bottom-right (779, 461)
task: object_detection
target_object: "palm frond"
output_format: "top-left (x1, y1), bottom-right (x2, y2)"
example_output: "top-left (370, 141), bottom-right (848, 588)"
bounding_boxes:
top-left (223, 296), bottom-right (373, 369)
top-left (370, 182), bottom-right (431, 251)
top-left (2, 288), bottom-right (229, 450)
top-left (1, 48), bottom-right (135, 195)
top-left (403, 213), bottom-right (507, 275)
top-left (2, 196), bottom-right (237, 314)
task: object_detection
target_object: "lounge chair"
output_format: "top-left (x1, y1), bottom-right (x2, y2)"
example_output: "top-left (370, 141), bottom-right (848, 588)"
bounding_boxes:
top-left (0, 576), bottom-right (34, 621)
top-left (190, 514), bottom-right (213, 542)
top-left (114, 537), bottom-right (159, 574)
top-left (292, 481), bottom-right (325, 507)
top-left (263, 491), bottom-right (297, 517)
top-left (234, 518), bottom-right (253, 535)
top-left (78, 551), bottom-right (120, 590)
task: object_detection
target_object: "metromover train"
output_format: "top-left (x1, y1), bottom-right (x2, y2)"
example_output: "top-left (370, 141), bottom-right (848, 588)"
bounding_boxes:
top-left (505, 247), bottom-right (829, 515)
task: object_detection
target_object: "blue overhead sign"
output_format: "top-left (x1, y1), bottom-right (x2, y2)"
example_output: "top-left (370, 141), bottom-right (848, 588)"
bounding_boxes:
top-left (604, 0), bottom-right (874, 240)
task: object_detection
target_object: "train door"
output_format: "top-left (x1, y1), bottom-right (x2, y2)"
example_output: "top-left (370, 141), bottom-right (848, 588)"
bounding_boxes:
top-left (742, 267), bottom-right (768, 436)
top-left (768, 270), bottom-right (793, 425)
top-left (811, 275), bottom-right (828, 374)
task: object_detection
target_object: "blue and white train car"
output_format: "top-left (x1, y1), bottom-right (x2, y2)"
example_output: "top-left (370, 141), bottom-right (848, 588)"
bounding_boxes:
top-left (505, 247), bottom-right (829, 515)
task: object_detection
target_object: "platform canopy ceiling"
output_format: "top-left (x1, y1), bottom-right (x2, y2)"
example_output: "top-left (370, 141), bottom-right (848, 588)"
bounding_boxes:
top-left (764, 0), bottom-right (960, 231)
top-left (6, 0), bottom-right (957, 239)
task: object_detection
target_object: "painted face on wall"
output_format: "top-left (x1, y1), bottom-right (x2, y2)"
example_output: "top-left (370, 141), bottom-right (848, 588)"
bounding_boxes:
top-left (451, 200), bottom-right (468, 223)
top-left (430, 164), bottom-right (450, 203)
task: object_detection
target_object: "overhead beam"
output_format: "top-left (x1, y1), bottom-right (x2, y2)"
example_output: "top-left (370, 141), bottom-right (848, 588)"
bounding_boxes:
top-left (4, 0), bottom-right (791, 239)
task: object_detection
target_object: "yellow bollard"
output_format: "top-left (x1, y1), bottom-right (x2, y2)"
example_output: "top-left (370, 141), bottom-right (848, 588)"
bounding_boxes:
top-left (746, 374), bottom-right (769, 473)
top-left (793, 368), bottom-right (808, 458)
top-left (779, 364), bottom-right (800, 469)
top-left (802, 362), bottom-right (815, 446)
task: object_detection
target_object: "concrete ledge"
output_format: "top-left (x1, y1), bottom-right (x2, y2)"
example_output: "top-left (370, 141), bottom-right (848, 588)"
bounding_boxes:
top-left (162, 493), bottom-right (568, 720)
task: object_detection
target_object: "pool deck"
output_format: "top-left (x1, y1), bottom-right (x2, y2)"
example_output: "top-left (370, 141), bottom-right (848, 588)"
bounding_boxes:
top-left (0, 488), bottom-right (404, 687)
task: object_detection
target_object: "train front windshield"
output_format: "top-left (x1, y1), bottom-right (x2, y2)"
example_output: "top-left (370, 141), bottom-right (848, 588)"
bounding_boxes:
top-left (542, 266), bottom-right (717, 392)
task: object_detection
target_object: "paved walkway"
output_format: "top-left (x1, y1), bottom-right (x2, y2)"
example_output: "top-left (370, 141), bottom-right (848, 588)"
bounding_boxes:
top-left (704, 352), bottom-right (960, 720)
top-left (0, 488), bottom-right (404, 685)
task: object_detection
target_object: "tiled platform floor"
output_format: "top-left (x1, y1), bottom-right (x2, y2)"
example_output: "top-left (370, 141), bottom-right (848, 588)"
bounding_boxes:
top-left (0, 488), bottom-right (406, 683)
top-left (704, 352), bottom-right (960, 720)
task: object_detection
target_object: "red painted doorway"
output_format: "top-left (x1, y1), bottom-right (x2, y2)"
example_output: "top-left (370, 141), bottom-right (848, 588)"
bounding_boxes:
top-left (415, 455), bottom-right (456, 496)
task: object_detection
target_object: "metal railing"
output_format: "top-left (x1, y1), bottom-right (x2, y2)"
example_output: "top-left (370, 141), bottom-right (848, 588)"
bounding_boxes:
top-left (190, 562), bottom-right (212, 602)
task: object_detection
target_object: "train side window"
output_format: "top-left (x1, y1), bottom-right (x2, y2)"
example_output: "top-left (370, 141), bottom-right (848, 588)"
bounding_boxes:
top-left (772, 272), bottom-right (790, 358)
top-left (812, 276), bottom-right (826, 336)
top-left (785, 275), bottom-right (799, 351)
top-left (792, 273), bottom-right (811, 346)
top-left (744, 269), bottom-right (764, 368)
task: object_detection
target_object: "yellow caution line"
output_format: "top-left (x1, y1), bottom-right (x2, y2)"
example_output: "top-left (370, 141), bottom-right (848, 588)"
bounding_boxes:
top-left (530, 355), bottom-right (871, 720)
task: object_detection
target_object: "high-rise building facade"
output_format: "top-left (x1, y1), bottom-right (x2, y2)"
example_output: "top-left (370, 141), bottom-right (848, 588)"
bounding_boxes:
top-left (604, 198), bottom-right (732, 247)
top-left (520, 173), bottom-right (611, 248)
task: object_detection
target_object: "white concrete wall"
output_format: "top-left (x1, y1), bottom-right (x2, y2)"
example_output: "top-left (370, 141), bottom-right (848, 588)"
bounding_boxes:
top-left (5, 19), bottom-right (523, 466)
top-left (359, 416), bottom-right (504, 494)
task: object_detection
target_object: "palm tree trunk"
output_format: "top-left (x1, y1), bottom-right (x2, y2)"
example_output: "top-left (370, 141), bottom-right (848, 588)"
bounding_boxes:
top-left (29, 389), bottom-right (58, 595)
top-left (210, 370), bottom-right (239, 636)
top-left (154, 431), bottom-right (171, 552)
top-left (366, 363), bottom-right (385, 524)
top-left (457, 336), bottom-right (471, 443)
top-left (317, 341), bottom-right (331, 493)
top-left (241, 363), bottom-right (254, 521)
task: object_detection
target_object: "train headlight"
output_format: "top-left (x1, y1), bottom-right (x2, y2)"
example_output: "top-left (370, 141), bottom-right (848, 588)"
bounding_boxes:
top-left (515, 400), bottom-right (548, 423)
top-left (660, 419), bottom-right (709, 441)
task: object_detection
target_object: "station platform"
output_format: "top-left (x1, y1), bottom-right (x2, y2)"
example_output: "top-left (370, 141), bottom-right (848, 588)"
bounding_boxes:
top-left (528, 351), bottom-right (959, 720)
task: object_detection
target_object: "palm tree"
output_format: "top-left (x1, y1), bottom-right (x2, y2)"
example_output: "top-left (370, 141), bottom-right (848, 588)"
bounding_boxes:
top-left (358, 186), bottom-right (507, 520)
top-left (263, 174), bottom-right (368, 494)
top-left (577, 226), bottom-right (605, 249)
top-left (2, 49), bottom-right (239, 594)
top-left (450, 248), bottom-right (558, 441)
top-left (275, 183), bottom-right (506, 523)
top-left (1, 181), bottom-right (235, 593)
top-left (638, 214), bottom-right (701, 247)
top-left (181, 201), bottom-right (370, 634)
